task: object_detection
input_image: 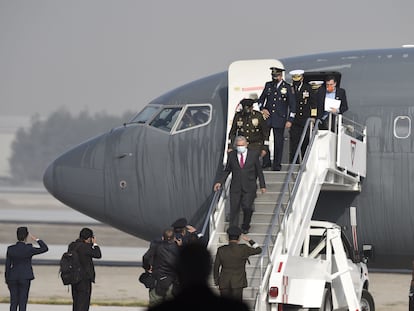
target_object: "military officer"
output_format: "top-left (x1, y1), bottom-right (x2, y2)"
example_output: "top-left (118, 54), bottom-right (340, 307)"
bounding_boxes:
top-left (258, 67), bottom-right (296, 171)
top-left (289, 69), bottom-right (317, 163)
top-left (213, 226), bottom-right (262, 301)
top-left (228, 98), bottom-right (269, 159)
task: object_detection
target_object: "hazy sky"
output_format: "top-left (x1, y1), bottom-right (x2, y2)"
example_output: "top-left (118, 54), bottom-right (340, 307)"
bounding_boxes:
top-left (0, 0), bottom-right (413, 118)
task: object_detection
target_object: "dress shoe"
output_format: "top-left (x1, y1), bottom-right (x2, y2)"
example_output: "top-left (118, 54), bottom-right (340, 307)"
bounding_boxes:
top-left (242, 229), bottom-right (249, 234)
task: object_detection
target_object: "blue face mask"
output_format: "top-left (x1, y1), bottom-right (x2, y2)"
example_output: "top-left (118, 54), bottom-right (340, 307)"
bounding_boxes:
top-left (236, 146), bottom-right (247, 153)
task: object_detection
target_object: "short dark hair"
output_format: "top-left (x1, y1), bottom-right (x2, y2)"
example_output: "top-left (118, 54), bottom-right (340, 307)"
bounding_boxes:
top-left (17, 227), bottom-right (28, 241)
top-left (163, 228), bottom-right (175, 241)
top-left (325, 75), bottom-right (337, 83)
top-left (79, 227), bottom-right (94, 240)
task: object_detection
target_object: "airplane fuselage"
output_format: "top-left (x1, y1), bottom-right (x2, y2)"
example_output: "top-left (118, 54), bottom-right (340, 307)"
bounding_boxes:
top-left (44, 47), bottom-right (414, 269)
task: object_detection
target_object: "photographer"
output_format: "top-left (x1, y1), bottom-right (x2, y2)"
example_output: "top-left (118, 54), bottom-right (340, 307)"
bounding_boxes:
top-left (143, 228), bottom-right (179, 307)
top-left (68, 227), bottom-right (102, 311)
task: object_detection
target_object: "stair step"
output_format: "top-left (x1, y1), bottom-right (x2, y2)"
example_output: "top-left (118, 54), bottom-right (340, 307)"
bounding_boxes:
top-left (207, 165), bottom-right (302, 310)
top-left (255, 193), bottom-right (288, 204)
top-left (262, 181), bottom-right (295, 192)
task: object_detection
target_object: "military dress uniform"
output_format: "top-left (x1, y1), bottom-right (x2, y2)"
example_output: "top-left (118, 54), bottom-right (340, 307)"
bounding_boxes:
top-left (213, 226), bottom-right (262, 301)
top-left (228, 109), bottom-right (269, 154)
top-left (258, 75), bottom-right (296, 170)
top-left (290, 80), bottom-right (317, 163)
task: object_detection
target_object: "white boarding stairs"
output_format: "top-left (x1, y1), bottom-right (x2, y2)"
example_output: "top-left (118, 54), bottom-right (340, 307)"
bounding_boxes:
top-left (207, 115), bottom-right (367, 311)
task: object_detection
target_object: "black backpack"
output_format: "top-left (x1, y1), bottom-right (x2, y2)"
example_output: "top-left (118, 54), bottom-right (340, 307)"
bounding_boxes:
top-left (59, 243), bottom-right (82, 285)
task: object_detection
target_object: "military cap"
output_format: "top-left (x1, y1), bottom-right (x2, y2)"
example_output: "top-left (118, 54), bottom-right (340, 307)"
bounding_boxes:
top-left (226, 226), bottom-right (242, 238)
top-left (249, 93), bottom-right (258, 101)
top-left (171, 217), bottom-right (188, 229)
top-left (240, 98), bottom-right (255, 107)
top-left (308, 80), bottom-right (324, 90)
top-left (289, 69), bottom-right (304, 81)
top-left (270, 67), bottom-right (285, 74)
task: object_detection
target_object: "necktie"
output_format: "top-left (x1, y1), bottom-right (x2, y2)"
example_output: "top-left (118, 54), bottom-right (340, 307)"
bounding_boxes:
top-left (240, 153), bottom-right (244, 168)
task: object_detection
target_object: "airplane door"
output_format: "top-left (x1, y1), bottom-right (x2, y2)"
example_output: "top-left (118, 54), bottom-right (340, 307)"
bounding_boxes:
top-left (226, 59), bottom-right (285, 163)
top-left (104, 126), bottom-right (140, 228)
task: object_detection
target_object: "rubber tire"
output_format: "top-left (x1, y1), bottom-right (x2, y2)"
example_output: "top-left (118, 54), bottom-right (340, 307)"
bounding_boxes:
top-left (360, 289), bottom-right (375, 311)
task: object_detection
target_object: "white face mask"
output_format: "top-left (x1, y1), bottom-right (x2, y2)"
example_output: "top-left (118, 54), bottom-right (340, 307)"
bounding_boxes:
top-left (236, 146), bottom-right (247, 153)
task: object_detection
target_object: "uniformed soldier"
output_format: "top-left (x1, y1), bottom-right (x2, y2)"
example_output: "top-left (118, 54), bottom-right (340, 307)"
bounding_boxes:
top-left (228, 98), bottom-right (270, 160)
top-left (171, 217), bottom-right (204, 246)
top-left (213, 226), bottom-right (262, 301)
top-left (257, 67), bottom-right (296, 171)
top-left (289, 69), bottom-right (317, 163)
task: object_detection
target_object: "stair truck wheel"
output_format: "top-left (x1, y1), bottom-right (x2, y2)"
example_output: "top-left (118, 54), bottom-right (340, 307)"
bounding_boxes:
top-left (360, 289), bottom-right (375, 311)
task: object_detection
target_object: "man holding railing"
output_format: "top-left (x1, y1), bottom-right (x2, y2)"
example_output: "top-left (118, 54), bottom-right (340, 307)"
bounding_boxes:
top-left (213, 136), bottom-right (266, 234)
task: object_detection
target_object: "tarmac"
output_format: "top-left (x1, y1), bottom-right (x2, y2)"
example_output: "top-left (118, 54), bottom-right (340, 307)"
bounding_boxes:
top-left (0, 304), bottom-right (146, 311)
top-left (0, 189), bottom-right (412, 310)
top-left (0, 267), bottom-right (411, 311)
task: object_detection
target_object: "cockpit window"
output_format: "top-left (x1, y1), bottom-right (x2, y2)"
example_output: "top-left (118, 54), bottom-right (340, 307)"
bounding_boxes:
top-left (150, 107), bottom-right (182, 132)
top-left (176, 105), bottom-right (211, 131)
top-left (130, 106), bottom-right (159, 124)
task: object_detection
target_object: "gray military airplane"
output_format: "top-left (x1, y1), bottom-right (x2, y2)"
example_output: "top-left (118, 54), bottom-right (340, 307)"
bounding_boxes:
top-left (43, 47), bottom-right (414, 270)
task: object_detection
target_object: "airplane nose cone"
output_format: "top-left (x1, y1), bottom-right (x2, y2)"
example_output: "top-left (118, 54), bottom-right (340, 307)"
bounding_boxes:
top-left (43, 162), bottom-right (54, 195)
top-left (42, 134), bottom-right (107, 222)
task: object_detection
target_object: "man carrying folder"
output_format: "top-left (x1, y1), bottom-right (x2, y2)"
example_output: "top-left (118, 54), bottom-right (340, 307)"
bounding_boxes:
top-left (316, 75), bottom-right (349, 130)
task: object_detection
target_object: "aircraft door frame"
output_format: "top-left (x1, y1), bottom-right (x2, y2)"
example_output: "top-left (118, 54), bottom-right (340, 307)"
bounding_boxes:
top-left (226, 59), bottom-right (285, 164)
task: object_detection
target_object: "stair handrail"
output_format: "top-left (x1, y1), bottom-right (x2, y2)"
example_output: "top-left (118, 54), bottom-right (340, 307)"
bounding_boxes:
top-left (266, 117), bottom-right (320, 261)
top-left (252, 118), bottom-right (321, 311)
top-left (201, 173), bottom-right (232, 238)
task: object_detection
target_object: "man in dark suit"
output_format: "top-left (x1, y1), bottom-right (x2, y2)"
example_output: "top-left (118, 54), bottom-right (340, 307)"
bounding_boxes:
top-left (316, 75), bottom-right (349, 130)
top-left (5, 226), bottom-right (48, 311)
top-left (213, 226), bottom-right (262, 301)
top-left (214, 135), bottom-right (266, 234)
top-left (258, 67), bottom-right (296, 170)
top-left (68, 227), bottom-right (102, 311)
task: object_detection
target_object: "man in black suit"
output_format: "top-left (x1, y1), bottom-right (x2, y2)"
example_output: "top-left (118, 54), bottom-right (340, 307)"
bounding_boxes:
top-left (5, 226), bottom-right (48, 311)
top-left (68, 227), bottom-right (102, 311)
top-left (214, 136), bottom-right (266, 234)
top-left (316, 75), bottom-right (349, 130)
